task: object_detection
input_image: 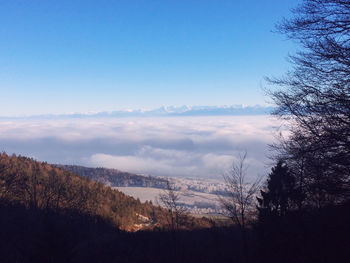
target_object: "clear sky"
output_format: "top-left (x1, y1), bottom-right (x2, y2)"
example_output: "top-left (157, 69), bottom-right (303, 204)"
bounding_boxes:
top-left (0, 0), bottom-right (300, 116)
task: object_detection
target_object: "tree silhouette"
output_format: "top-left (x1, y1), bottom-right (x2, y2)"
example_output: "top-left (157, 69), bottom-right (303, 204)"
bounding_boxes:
top-left (219, 152), bottom-right (262, 229)
top-left (158, 179), bottom-right (187, 231)
top-left (257, 161), bottom-right (299, 218)
top-left (219, 152), bottom-right (262, 262)
top-left (267, 0), bottom-right (350, 205)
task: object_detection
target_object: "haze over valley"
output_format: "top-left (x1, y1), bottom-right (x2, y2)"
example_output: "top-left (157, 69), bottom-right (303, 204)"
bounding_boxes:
top-left (0, 107), bottom-right (279, 180)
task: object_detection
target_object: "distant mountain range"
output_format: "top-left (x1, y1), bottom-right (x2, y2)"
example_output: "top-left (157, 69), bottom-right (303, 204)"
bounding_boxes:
top-left (1, 105), bottom-right (275, 119)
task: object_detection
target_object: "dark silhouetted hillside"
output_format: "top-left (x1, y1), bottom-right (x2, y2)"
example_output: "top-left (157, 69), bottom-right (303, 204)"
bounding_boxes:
top-left (1, 153), bottom-right (349, 263)
top-left (57, 164), bottom-right (168, 188)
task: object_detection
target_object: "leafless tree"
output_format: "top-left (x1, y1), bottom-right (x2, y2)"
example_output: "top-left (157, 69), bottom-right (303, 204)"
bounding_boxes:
top-left (219, 152), bottom-right (262, 230)
top-left (267, 0), bottom-right (350, 204)
top-left (218, 152), bottom-right (262, 262)
top-left (158, 179), bottom-right (187, 231)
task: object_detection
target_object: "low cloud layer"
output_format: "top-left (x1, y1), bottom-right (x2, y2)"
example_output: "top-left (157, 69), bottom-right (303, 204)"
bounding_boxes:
top-left (0, 116), bottom-right (280, 179)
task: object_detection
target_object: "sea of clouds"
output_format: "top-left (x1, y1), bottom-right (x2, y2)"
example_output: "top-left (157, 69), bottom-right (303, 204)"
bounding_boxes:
top-left (0, 116), bottom-right (281, 180)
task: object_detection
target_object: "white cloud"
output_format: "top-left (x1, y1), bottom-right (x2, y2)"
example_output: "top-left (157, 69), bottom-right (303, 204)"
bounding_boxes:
top-left (0, 116), bottom-right (280, 179)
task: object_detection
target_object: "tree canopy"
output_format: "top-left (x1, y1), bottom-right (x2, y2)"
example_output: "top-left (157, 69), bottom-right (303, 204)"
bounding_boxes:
top-left (268, 0), bottom-right (350, 205)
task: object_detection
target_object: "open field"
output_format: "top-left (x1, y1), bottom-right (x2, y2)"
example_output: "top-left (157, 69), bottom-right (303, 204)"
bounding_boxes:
top-left (114, 186), bottom-right (222, 213)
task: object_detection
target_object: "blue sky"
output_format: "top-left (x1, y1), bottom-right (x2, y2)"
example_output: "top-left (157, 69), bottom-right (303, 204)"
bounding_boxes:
top-left (1, 0), bottom-right (300, 116)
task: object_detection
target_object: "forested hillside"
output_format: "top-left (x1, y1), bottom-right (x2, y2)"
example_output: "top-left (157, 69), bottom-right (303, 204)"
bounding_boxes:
top-left (0, 153), bottom-right (168, 230)
top-left (0, 153), bottom-right (224, 262)
top-left (57, 164), bottom-right (168, 188)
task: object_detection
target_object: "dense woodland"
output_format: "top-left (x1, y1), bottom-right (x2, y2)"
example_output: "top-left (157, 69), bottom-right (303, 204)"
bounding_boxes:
top-left (0, 152), bottom-right (349, 262)
top-left (0, 153), bottom-right (212, 231)
top-left (0, 153), bottom-right (163, 230)
top-left (57, 164), bottom-right (168, 188)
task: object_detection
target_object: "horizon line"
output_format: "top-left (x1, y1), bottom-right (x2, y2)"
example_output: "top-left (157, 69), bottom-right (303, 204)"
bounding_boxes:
top-left (0, 104), bottom-right (275, 119)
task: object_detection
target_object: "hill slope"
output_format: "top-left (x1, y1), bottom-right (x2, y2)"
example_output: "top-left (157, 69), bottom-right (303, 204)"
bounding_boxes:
top-left (57, 164), bottom-right (168, 188)
top-left (0, 153), bottom-right (166, 230)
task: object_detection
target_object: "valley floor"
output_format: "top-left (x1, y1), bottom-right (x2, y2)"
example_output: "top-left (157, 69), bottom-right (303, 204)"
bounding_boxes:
top-left (114, 186), bottom-right (222, 214)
